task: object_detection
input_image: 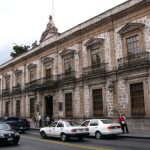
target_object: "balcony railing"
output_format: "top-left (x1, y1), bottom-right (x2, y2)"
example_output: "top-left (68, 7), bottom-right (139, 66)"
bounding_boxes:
top-left (2, 88), bottom-right (10, 96)
top-left (12, 84), bottom-right (21, 94)
top-left (40, 76), bottom-right (57, 88)
top-left (117, 52), bottom-right (150, 70)
top-left (25, 79), bottom-right (41, 91)
top-left (57, 71), bottom-right (76, 82)
top-left (82, 63), bottom-right (107, 78)
top-left (25, 76), bottom-right (57, 91)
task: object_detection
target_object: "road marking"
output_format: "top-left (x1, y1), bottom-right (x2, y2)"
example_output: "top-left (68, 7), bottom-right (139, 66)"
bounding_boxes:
top-left (21, 135), bottom-right (111, 150)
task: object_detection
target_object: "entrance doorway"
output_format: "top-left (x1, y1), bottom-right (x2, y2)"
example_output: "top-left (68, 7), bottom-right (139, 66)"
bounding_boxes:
top-left (45, 95), bottom-right (53, 117)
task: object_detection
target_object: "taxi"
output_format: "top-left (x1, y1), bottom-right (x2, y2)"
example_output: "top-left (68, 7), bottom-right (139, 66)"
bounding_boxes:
top-left (40, 120), bottom-right (89, 141)
top-left (81, 119), bottom-right (122, 139)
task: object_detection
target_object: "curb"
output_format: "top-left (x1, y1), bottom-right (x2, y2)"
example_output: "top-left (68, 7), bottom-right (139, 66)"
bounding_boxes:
top-left (117, 135), bottom-right (150, 139)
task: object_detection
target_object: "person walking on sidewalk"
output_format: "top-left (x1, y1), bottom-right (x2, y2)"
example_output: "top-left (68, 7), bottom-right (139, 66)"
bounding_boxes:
top-left (119, 114), bottom-right (129, 133)
top-left (46, 115), bottom-right (50, 126)
top-left (38, 113), bottom-right (42, 127)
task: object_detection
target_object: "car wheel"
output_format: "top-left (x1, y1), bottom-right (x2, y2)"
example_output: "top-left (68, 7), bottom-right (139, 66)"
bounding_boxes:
top-left (21, 130), bottom-right (25, 134)
top-left (13, 140), bottom-right (19, 145)
top-left (61, 133), bottom-right (67, 142)
top-left (78, 137), bottom-right (83, 141)
top-left (40, 131), bottom-right (47, 139)
top-left (95, 131), bottom-right (102, 139)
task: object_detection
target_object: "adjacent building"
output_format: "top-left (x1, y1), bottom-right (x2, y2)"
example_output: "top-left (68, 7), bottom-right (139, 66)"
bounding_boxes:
top-left (0, 0), bottom-right (150, 130)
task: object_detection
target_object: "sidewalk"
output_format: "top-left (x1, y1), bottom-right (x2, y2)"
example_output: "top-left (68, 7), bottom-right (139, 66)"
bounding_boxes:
top-left (117, 131), bottom-right (150, 139)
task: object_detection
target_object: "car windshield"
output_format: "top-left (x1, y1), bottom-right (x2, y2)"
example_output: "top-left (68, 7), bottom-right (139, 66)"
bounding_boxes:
top-left (0, 123), bottom-right (11, 130)
top-left (65, 121), bottom-right (80, 127)
top-left (101, 119), bottom-right (113, 124)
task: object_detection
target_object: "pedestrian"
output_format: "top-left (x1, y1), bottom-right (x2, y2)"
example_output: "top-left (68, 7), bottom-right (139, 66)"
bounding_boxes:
top-left (38, 113), bottom-right (42, 127)
top-left (33, 115), bottom-right (37, 127)
top-left (119, 113), bottom-right (129, 133)
top-left (50, 116), bottom-right (54, 125)
top-left (46, 115), bottom-right (50, 126)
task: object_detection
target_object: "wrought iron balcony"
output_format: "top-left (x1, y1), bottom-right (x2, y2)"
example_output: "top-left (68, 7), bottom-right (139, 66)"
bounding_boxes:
top-left (82, 63), bottom-right (107, 78)
top-left (25, 76), bottom-right (58, 91)
top-left (25, 79), bottom-right (41, 91)
top-left (40, 76), bottom-right (58, 88)
top-left (117, 52), bottom-right (150, 70)
top-left (2, 88), bottom-right (10, 96)
top-left (12, 84), bottom-right (21, 94)
top-left (57, 71), bottom-right (76, 82)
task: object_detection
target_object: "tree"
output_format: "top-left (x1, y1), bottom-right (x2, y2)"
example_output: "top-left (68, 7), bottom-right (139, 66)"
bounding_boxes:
top-left (10, 44), bottom-right (30, 58)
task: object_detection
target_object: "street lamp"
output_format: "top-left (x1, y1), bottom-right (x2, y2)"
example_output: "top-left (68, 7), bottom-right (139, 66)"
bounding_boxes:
top-left (108, 81), bottom-right (115, 92)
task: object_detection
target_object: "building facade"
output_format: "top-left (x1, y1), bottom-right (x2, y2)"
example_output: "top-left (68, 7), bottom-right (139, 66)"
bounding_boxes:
top-left (0, 0), bottom-right (150, 130)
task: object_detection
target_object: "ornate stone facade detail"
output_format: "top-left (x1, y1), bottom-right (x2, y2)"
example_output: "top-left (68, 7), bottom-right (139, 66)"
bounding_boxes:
top-left (0, 0), bottom-right (149, 131)
top-left (118, 23), bottom-right (145, 35)
top-left (40, 15), bottom-right (58, 43)
top-left (84, 84), bottom-right (90, 117)
top-left (74, 86), bottom-right (80, 116)
top-left (118, 79), bottom-right (128, 114)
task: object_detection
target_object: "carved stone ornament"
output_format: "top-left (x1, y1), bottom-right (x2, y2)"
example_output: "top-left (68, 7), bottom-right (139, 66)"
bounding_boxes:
top-left (14, 69), bottom-right (22, 75)
top-left (3, 73), bottom-right (10, 78)
top-left (40, 15), bottom-right (58, 43)
top-left (32, 40), bottom-right (38, 48)
top-left (41, 56), bottom-right (54, 64)
top-left (59, 48), bottom-right (75, 58)
top-left (26, 63), bottom-right (37, 69)
top-left (85, 37), bottom-right (105, 47)
top-left (118, 23), bottom-right (145, 35)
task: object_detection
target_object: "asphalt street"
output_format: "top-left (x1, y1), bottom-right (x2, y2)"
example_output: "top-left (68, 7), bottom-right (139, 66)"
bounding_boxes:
top-left (1, 131), bottom-right (150, 150)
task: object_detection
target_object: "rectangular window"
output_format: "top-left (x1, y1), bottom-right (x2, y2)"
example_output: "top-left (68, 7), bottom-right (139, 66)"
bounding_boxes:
top-left (5, 78), bottom-right (10, 89)
top-left (5, 101), bottom-right (9, 116)
top-left (126, 35), bottom-right (141, 55)
top-left (29, 69), bottom-right (36, 82)
top-left (45, 68), bottom-right (51, 78)
top-left (64, 58), bottom-right (72, 76)
top-left (130, 83), bottom-right (145, 116)
top-left (16, 74), bottom-right (22, 85)
top-left (91, 48), bottom-right (100, 68)
top-left (16, 100), bottom-right (20, 117)
top-left (93, 89), bottom-right (103, 117)
top-left (59, 102), bottom-right (63, 111)
top-left (30, 98), bottom-right (35, 118)
top-left (65, 93), bottom-right (72, 117)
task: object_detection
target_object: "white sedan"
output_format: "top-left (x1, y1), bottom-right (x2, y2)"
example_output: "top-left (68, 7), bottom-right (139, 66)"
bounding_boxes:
top-left (81, 119), bottom-right (122, 139)
top-left (40, 120), bottom-right (89, 141)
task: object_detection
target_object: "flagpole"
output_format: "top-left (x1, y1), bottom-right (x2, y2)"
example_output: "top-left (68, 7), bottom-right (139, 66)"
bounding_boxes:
top-left (52, 0), bottom-right (54, 19)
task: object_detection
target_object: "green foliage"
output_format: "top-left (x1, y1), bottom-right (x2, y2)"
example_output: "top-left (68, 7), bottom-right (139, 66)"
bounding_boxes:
top-left (10, 44), bottom-right (30, 58)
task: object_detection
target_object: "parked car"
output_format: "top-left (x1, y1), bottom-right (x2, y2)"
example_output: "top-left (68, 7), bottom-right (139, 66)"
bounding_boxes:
top-left (19, 118), bottom-right (30, 131)
top-left (40, 120), bottom-right (89, 142)
top-left (0, 122), bottom-right (20, 145)
top-left (3, 117), bottom-right (30, 133)
top-left (81, 119), bottom-right (122, 139)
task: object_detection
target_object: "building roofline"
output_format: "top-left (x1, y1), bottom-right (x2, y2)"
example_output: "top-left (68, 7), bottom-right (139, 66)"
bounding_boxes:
top-left (0, 0), bottom-right (144, 68)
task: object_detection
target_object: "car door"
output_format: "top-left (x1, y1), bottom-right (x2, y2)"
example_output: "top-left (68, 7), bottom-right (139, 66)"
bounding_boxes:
top-left (54, 122), bottom-right (64, 137)
top-left (81, 120), bottom-right (90, 133)
top-left (47, 121), bottom-right (58, 137)
top-left (88, 120), bottom-right (99, 136)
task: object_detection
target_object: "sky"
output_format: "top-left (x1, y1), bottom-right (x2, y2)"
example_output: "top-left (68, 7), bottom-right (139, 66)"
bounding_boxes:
top-left (0, 0), bottom-right (126, 64)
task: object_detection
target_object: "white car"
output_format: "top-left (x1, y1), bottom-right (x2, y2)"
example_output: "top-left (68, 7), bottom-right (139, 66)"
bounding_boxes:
top-left (81, 119), bottom-right (122, 139)
top-left (40, 120), bottom-right (89, 142)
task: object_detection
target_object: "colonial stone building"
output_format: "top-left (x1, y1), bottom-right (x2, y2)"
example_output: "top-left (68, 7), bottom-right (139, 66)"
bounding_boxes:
top-left (0, 0), bottom-right (150, 130)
